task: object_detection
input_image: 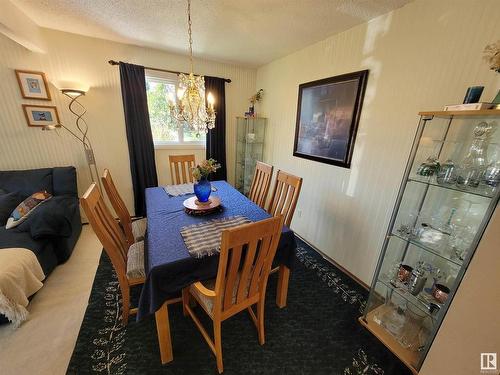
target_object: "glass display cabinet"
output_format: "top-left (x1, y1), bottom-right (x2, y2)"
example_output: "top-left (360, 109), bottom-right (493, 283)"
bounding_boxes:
top-left (235, 117), bottom-right (266, 194)
top-left (360, 109), bottom-right (500, 373)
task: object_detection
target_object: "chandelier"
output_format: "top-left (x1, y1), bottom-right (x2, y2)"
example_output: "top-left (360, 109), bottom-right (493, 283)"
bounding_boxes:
top-left (168, 0), bottom-right (215, 135)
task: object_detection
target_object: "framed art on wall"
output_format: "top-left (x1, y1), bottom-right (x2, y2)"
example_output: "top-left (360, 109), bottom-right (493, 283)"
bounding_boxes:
top-left (293, 70), bottom-right (369, 168)
top-left (22, 104), bottom-right (60, 127)
top-left (15, 70), bottom-right (51, 100)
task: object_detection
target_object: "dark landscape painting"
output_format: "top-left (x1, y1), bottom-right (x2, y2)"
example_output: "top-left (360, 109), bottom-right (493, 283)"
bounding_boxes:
top-left (293, 70), bottom-right (368, 168)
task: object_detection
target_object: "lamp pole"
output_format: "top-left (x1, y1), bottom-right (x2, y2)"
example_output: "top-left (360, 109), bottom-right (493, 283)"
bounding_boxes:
top-left (43, 89), bottom-right (102, 192)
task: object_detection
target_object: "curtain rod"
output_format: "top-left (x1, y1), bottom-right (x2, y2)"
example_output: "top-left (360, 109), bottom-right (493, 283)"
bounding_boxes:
top-left (108, 60), bottom-right (231, 83)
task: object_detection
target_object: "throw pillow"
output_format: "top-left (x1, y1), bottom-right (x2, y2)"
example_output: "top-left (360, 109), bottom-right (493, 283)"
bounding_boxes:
top-left (5, 191), bottom-right (52, 229)
top-left (0, 192), bottom-right (23, 226)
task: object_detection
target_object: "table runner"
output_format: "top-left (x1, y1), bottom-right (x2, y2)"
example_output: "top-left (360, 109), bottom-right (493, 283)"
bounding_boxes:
top-left (181, 216), bottom-right (251, 258)
top-left (138, 181), bottom-right (296, 320)
top-left (163, 183), bottom-right (194, 196)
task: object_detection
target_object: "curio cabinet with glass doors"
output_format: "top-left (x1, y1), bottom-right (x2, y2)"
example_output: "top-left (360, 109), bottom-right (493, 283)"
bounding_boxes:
top-left (235, 117), bottom-right (267, 195)
top-left (360, 110), bottom-right (500, 374)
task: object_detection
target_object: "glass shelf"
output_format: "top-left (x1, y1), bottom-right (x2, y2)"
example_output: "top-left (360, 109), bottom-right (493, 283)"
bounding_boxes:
top-left (408, 175), bottom-right (496, 199)
top-left (377, 277), bottom-right (439, 323)
top-left (390, 232), bottom-right (463, 267)
top-left (237, 140), bottom-right (264, 145)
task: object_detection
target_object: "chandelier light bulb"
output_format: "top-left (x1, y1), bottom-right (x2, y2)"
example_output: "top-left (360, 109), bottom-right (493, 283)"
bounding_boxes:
top-left (177, 87), bottom-right (186, 100)
top-left (167, 92), bottom-right (176, 105)
top-left (207, 92), bottom-right (215, 107)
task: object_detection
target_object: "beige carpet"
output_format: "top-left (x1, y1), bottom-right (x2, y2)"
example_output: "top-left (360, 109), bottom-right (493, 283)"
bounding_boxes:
top-left (0, 226), bottom-right (102, 375)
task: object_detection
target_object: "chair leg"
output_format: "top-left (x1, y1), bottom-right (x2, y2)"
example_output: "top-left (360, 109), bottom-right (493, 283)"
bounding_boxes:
top-left (213, 319), bottom-right (223, 373)
top-left (120, 284), bottom-right (130, 325)
top-left (257, 300), bottom-right (265, 345)
top-left (182, 288), bottom-right (189, 317)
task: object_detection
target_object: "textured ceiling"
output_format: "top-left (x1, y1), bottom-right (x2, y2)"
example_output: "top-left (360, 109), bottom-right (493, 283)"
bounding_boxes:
top-left (12, 0), bottom-right (412, 66)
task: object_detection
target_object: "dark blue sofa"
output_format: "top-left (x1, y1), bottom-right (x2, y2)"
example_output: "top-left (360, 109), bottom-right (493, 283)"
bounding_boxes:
top-left (0, 166), bottom-right (82, 275)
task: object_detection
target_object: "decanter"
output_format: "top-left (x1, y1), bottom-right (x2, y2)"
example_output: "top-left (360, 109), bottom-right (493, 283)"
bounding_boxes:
top-left (456, 122), bottom-right (495, 188)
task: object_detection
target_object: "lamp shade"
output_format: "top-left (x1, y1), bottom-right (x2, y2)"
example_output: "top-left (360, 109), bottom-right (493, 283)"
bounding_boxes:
top-left (53, 80), bottom-right (89, 96)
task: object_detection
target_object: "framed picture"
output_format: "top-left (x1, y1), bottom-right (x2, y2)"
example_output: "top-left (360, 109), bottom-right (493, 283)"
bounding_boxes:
top-left (22, 105), bottom-right (60, 127)
top-left (293, 70), bottom-right (369, 168)
top-left (15, 70), bottom-right (51, 100)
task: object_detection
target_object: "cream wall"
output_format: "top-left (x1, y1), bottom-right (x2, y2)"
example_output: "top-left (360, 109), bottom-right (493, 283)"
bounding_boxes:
top-left (0, 29), bottom-right (256, 214)
top-left (256, 0), bottom-right (500, 285)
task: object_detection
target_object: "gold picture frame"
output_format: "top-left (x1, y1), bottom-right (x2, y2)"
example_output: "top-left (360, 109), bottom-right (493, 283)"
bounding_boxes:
top-left (15, 70), bottom-right (51, 100)
top-left (22, 104), bottom-right (60, 127)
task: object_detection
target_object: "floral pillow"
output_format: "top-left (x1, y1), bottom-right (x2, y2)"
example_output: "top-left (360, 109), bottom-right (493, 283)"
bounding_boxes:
top-left (6, 191), bottom-right (52, 229)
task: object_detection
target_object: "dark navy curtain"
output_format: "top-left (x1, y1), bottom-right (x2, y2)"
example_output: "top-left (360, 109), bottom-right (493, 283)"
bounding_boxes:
top-left (119, 62), bottom-right (158, 217)
top-left (205, 76), bottom-right (227, 181)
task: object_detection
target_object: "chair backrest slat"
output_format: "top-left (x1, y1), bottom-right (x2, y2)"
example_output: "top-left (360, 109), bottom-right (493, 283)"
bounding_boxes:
top-left (236, 238), bottom-right (259, 304)
top-left (80, 183), bottom-right (129, 279)
top-left (268, 170), bottom-right (302, 227)
top-left (101, 169), bottom-right (134, 245)
top-left (248, 161), bottom-right (273, 208)
top-left (169, 154), bottom-right (196, 184)
top-left (223, 245), bottom-right (243, 311)
top-left (248, 235), bottom-right (271, 296)
top-left (214, 216), bottom-right (283, 315)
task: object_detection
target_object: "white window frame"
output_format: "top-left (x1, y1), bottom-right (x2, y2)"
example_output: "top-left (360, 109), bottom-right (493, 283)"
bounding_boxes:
top-left (145, 69), bottom-right (206, 148)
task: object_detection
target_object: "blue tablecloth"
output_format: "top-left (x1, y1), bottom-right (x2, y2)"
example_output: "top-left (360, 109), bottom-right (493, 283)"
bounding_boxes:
top-left (137, 181), bottom-right (296, 320)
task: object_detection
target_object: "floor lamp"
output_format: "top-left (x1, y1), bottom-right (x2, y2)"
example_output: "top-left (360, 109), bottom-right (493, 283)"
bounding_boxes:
top-left (42, 88), bottom-right (102, 192)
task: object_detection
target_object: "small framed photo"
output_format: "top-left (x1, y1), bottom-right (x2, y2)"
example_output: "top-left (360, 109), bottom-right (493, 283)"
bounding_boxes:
top-left (293, 70), bottom-right (369, 168)
top-left (22, 105), bottom-right (60, 127)
top-left (15, 70), bottom-right (51, 100)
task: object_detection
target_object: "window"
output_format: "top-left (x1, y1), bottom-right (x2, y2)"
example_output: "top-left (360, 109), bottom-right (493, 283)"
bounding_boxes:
top-left (145, 71), bottom-right (206, 146)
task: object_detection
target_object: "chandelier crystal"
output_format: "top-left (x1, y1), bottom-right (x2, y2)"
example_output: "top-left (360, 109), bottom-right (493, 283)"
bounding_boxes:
top-left (168, 0), bottom-right (215, 135)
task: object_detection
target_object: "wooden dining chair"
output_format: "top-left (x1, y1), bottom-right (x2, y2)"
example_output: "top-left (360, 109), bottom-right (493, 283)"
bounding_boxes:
top-left (101, 169), bottom-right (146, 246)
top-left (80, 183), bottom-right (146, 325)
top-left (169, 154), bottom-right (196, 184)
top-left (248, 161), bottom-right (273, 208)
top-left (182, 215), bottom-right (284, 373)
top-left (267, 170), bottom-right (303, 227)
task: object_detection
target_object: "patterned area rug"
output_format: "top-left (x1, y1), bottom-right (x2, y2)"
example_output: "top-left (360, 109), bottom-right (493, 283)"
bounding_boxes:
top-left (67, 238), bottom-right (412, 374)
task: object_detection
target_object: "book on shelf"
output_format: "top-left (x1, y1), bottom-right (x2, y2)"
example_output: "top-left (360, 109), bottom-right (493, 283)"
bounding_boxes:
top-left (443, 103), bottom-right (494, 111)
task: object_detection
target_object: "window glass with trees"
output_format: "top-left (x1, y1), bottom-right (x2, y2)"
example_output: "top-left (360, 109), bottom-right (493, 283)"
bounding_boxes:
top-left (145, 71), bottom-right (206, 145)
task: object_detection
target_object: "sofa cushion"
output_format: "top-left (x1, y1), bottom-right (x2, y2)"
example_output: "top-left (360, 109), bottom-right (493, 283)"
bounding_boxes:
top-left (52, 167), bottom-right (78, 197)
top-left (16, 196), bottom-right (73, 239)
top-left (0, 168), bottom-right (53, 197)
top-left (0, 193), bottom-right (24, 226)
top-left (126, 241), bottom-right (145, 280)
top-left (6, 191), bottom-right (52, 229)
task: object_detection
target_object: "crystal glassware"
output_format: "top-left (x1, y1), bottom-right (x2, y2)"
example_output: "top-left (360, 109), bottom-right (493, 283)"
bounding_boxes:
top-left (482, 143), bottom-right (500, 191)
top-left (436, 159), bottom-right (457, 184)
top-left (456, 121), bottom-right (495, 189)
top-left (416, 156), bottom-right (440, 177)
top-left (398, 303), bottom-right (427, 350)
top-left (449, 223), bottom-right (475, 261)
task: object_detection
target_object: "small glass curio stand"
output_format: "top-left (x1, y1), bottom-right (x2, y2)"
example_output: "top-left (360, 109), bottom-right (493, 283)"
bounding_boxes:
top-left (235, 116), bottom-right (266, 194)
top-left (360, 109), bottom-right (500, 374)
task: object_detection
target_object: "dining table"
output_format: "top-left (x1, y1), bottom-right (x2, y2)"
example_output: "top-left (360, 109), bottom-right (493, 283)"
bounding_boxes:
top-left (138, 180), bottom-right (297, 364)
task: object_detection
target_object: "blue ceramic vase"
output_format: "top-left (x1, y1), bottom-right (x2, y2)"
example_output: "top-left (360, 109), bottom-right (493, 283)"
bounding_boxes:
top-left (194, 177), bottom-right (211, 202)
